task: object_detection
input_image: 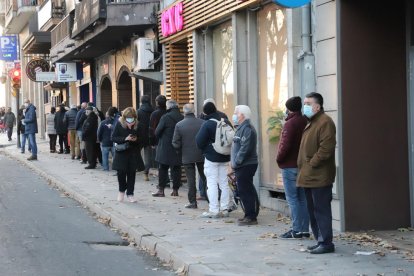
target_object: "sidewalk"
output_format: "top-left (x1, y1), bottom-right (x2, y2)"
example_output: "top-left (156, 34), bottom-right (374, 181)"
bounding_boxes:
top-left (1, 134), bottom-right (414, 275)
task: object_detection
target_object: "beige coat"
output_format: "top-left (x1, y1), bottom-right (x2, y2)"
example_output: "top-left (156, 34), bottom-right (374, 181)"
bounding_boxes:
top-left (297, 111), bottom-right (336, 188)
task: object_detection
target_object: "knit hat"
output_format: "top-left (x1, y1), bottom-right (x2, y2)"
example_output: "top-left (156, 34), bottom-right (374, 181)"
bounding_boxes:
top-left (285, 96), bottom-right (302, 112)
top-left (203, 102), bottom-right (217, 115)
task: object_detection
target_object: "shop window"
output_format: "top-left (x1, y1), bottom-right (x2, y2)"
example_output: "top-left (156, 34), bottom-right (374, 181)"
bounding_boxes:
top-left (258, 6), bottom-right (289, 190)
top-left (213, 21), bottom-right (234, 118)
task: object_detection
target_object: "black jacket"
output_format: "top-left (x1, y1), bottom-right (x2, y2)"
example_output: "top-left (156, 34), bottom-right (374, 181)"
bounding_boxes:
top-left (137, 103), bottom-right (154, 147)
top-left (82, 112), bottom-right (98, 142)
top-left (149, 106), bottom-right (167, 146)
top-left (111, 119), bottom-right (143, 172)
top-left (75, 109), bottom-right (86, 131)
top-left (54, 110), bottom-right (68, 135)
top-left (196, 112), bottom-right (231, 163)
top-left (155, 108), bottom-right (183, 165)
top-left (64, 108), bottom-right (78, 130)
top-left (97, 117), bottom-right (114, 147)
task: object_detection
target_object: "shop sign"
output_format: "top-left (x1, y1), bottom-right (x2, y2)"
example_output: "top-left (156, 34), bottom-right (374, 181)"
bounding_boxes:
top-left (56, 62), bottom-right (83, 82)
top-left (161, 2), bottom-right (184, 37)
top-left (273, 0), bottom-right (311, 8)
top-left (25, 58), bottom-right (50, 82)
top-left (36, 72), bottom-right (57, 82)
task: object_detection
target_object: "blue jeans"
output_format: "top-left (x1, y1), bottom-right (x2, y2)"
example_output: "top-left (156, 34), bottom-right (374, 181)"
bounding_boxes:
top-left (28, 133), bottom-right (38, 157)
top-left (21, 134), bottom-right (31, 152)
top-left (282, 168), bottom-right (309, 233)
top-left (101, 145), bottom-right (114, 171)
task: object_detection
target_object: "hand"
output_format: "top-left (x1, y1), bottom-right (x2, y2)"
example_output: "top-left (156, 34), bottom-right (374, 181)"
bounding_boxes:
top-left (106, 124), bottom-right (112, 128)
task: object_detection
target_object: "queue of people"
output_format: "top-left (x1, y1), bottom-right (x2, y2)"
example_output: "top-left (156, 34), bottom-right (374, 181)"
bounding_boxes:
top-left (15, 91), bottom-right (335, 255)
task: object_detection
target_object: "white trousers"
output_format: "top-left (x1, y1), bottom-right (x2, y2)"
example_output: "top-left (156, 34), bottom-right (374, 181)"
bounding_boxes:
top-left (204, 159), bottom-right (230, 213)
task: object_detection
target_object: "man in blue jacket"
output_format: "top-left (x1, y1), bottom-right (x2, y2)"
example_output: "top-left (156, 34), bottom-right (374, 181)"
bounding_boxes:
top-left (23, 99), bottom-right (38, 161)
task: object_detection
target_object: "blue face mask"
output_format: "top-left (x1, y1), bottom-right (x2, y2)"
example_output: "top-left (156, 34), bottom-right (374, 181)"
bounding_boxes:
top-left (232, 114), bottom-right (239, 125)
top-left (126, 118), bottom-right (135, 124)
top-left (303, 105), bottom-right (314, 118)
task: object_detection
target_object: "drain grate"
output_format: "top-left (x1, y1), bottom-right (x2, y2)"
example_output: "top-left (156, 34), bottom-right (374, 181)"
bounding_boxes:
top-left (83, 241), bottom-right (133, 251)
top-left (83, 241), bottom-right (130, 246)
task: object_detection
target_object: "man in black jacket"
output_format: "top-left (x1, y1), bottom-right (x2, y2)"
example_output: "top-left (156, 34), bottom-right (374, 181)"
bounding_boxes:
top-left (82, 107), bottom-right (99, 169)
top-left (75, 102), bottom-right (88, 163)
top-left (54, 104), bottom-right (69, 154)
top-left (149, 95), bottom-right (167, 147)
top-left (64, 104), bottom-right (79, 159)
top-left (137, 95), bottom-right (154, 181)
top-left (152, 99), bottom-right (183, 197)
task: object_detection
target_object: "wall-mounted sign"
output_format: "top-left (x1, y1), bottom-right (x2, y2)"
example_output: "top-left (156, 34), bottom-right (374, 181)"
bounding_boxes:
top-left (0, 36), bottom-right (18, 61)
top-left (56, 62), bottom-right (83, 82)
top-left (161, 2), bottom-right (184, 37)
top-left (36, 72), bottom-right (57, 82)
top-left (273, 0), bottom-right (311, 8)
top-left (26, 58), bottom-right (50, 82)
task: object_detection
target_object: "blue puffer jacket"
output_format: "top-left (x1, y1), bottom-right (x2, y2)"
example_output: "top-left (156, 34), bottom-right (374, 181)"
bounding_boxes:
top-left (230, 119), bottom-right (258, 169)
top-left (24, 104), bottom-right (38, 134)
top-left (97, 117), bottom-right (114, 147)
top-left (195, 112), bottom-right (231, 163)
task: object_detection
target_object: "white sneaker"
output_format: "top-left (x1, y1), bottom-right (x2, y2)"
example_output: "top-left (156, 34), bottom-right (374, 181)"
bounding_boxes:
top-left (117, 192), bottom-right (125, 202)
top-left (200, 212), bottom-right (222, 219)
top-left (127, 195), bottom-right (137, 203)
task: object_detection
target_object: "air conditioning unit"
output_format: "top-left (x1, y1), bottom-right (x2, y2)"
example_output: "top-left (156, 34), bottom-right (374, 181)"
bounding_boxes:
top-left (132, 38), bottom-right (154, 72)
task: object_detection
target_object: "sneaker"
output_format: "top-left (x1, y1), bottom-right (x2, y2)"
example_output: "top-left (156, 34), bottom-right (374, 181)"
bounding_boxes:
top-left (117, 192), bottom-right (125, 202)
top-left (280, 230), bottom-right (303, 239)
top-left (238, 218), bottom-right (258, 226)
top-left (127, 195), bottom-right (137, 203)
top-left (301, 232), bottom-right (311, 238)
top-left (185, 202), bottom-right (197, 209)
top-left (307, 244), bottom-right (320, 251)
top-left (200, 212), bottom-right (222, 219)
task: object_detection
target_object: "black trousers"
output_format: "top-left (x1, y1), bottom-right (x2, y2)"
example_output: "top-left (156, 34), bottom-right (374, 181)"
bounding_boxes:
top-left (159, 163), bottom-right (181, 190)
top-left (118, 169), bottom-right (136, 196)
top-left (48, 134), bottom-right (57, 151)
top-left (305, 186), bottom-right (334, 247)
top-left (184, 162), bottom-right (206, 204)
top-left (96, 143), bottom-right (102, 164)
top-left (85, 140), bottom-right (97, 167)
top-left (58, 133), bottom-right (69, 152)
top-left (7, 126), bottom-right (13, 140)
top-left (235, 164), bottom-right (259, 219)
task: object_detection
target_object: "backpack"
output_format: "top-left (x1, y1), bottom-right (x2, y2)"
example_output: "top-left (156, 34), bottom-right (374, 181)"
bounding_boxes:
top-left (209, 118), bottom-right (235, 155)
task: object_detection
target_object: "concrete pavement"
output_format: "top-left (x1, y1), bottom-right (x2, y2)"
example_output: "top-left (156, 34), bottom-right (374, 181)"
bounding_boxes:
top-left (1, 134), bottom-right (414, 275)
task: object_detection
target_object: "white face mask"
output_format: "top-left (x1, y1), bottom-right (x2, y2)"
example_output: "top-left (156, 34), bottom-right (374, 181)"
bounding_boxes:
top-left (24, 103), bottom-right (29, 108)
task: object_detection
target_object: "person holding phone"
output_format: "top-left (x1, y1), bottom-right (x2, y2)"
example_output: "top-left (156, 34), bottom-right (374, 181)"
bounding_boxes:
top-left (111, 107), bottom-right (144, 203)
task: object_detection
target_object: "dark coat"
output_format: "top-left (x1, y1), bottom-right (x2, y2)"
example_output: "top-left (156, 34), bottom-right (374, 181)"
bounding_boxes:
top-left (137, 103), bottom-right (154, 147)
top-left (111, 119), bottom-right (142, 172)
top-left (195, 112), bottom-right (231, 163)
top-left (149, 106), bottom-right (167, 146)
top-left (23, 104), bottom-right (38, 134)
top-left (98, 117), bottom-right (114, 147)
top-left (277, 112), bottom-right (307, 169)
top-left (231, 119), bottom-right (258, 169)
top-left (155, 108), bottom-right (183, 165)
top-left (4, 112), bottom-right (16, 127)
top-left (54, 110), bottom-right (68, 135)
top-left (297, 111), bottom-right (336, 188)
top-left (75, 109), bottom-right (86, 130)
top-left (172, 114), bottom-right (204, 164)
top-left (64, 108), bottom-right (78, 130)
top-left (82, 112), bottom-right (98, 142)
top-left (17, 109), bottom-right (25, 134)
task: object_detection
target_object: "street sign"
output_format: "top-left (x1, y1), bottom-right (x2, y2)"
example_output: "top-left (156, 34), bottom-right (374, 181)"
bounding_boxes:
top-left (36, 72), bottom-right (57, 82)
top-left (56, 62), bottom-right (80, 82)
top-left (26, 58), bottom-right (50, 82)
top-left (0, 36), bottom-right (18, 61)
top-left (273, 0), bottom-right (311, 8)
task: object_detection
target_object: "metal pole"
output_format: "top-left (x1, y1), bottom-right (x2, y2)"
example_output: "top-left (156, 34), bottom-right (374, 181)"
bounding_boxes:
top-left (16, 88), bottom-right (21, 148)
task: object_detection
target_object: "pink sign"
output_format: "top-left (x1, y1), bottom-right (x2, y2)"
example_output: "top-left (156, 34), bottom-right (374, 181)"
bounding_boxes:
top-left (161, 2), bottom-right (184, 37)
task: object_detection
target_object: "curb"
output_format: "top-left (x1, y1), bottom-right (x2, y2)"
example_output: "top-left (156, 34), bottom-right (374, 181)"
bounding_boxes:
top-left (1, 149), bottom-right (211, 276)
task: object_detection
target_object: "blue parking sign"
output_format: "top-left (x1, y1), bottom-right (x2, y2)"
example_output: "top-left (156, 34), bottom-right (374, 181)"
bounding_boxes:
top-left (0, 36), bottom-right (18, 61)
top-left (273, 0), bottom-right (311, 8)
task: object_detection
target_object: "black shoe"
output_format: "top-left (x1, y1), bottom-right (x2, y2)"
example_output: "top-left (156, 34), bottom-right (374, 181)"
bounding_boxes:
top-left (71, 156), bottom-right (75, 160)
top-left (80, 160), bottom-right (87, 164)
top-left (301, 232), bottom-right (311, 238)
top-left (75, 156), bottom-right (81, 160)
top-left (170, 189), bottom-right (179, 197)
top-left (309, 244), bottom-right (335, 254)
top-left (307, 244), bottom-right (320, 251)
top-left (185, 202), bottom-right (197, 209)
top-left (58, 151), bottom-right (63, 154)
top-left (280, 230), bottom-right (303, 239)
top-left (238, 218), bottom-right (258, 226)
top-left (152, 189), bottom-right (165, 197)
top-left (85, 166), bottom-right (96, 169)
top-left (27, 155), bottom-right (37, 161)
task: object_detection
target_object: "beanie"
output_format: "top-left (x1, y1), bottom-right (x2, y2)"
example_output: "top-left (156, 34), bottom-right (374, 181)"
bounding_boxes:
top-left (203, 102), bottom-right (217, 115)
top-left (285, 96), bottom-right (302, 112)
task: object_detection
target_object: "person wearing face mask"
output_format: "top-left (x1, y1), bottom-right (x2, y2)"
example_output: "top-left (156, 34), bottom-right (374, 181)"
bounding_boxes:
top-left (111, 107), bottom-right (144, 203)
top-left (277, 97), bottom-right (309, 239)
top-left (98, 109), bottom-right (115, 171)
top-left (297, 92), bottom-right (336, 254)
top-left (230, 105), bottom-right (259, 226)
top-left (82, 107), bottom-right (99, 169)
top-left (23, 99), bottom-right (38, 161)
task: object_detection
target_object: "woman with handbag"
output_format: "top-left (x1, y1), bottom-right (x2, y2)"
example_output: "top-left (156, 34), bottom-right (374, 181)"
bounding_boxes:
top-left (111, 107), bottom-right (144, 203)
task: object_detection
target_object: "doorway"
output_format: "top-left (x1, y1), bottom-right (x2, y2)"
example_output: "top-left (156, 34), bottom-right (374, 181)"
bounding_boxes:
top-left (100, 77), bottom-right (112, 114)
top-left (117, 69), bottom-right (133, 111)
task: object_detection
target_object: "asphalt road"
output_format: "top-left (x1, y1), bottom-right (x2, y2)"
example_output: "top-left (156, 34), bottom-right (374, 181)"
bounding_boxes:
top-left (0, 153), bottom-right (173, 276)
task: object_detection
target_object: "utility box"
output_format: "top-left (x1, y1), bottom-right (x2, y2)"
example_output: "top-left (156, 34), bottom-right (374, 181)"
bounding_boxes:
top-left (133, 38), bottom-right (154, 71)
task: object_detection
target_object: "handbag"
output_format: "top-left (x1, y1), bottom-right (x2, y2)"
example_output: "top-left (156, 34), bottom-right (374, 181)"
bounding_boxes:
top-left (114, 142), bottom-right (129, 152)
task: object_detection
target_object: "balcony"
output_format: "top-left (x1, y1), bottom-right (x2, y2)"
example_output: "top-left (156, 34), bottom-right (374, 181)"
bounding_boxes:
top-left (50, 14), bottom-right (75, 62)
top-left (50, 0), bottom-right (158, 62)
top-left (4, 0), bottom-right (38, 34)
top-left (38, 0), bottom-right (66, 32)
top-left (22, 13), bottom-right (51, 54)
